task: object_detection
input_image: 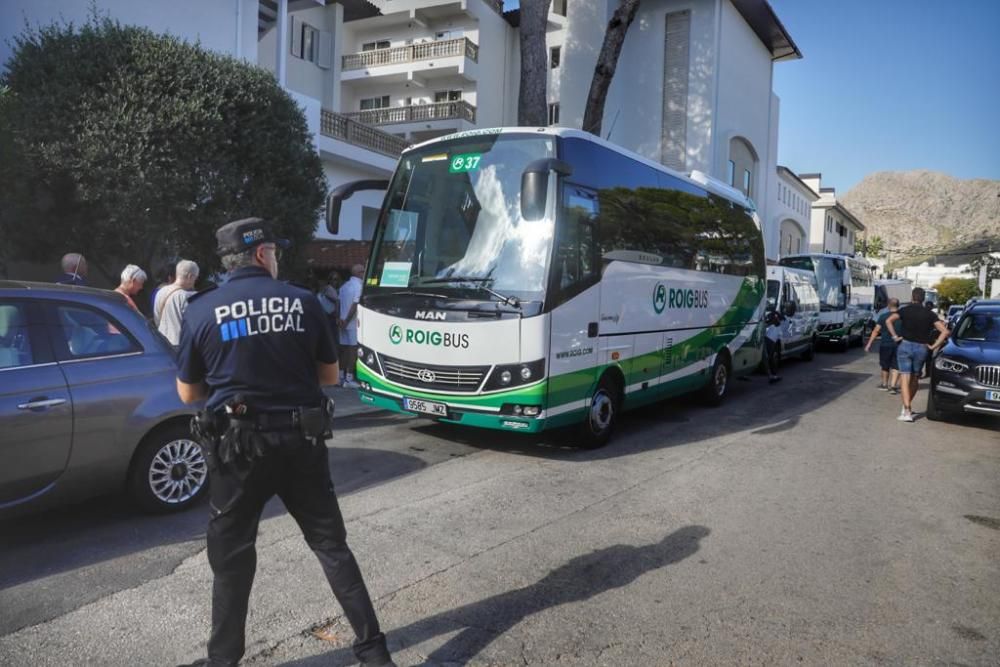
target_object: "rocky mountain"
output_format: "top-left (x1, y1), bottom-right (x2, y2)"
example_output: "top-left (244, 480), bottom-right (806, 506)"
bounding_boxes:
top-left (840, 171), bottom-right (1000, 264)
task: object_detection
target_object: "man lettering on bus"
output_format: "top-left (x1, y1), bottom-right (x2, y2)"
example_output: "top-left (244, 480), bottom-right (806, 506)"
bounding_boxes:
top-left (885, 287), bottom-right (949, 422)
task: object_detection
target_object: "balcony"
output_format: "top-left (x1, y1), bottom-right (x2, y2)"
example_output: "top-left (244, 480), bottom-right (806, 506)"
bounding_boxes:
top-left (342, 38), bottom-right (479, 81)
top-left (320, 110), bottom-right (410, 158)
top-left (340, 100), bottom-right (477, 127)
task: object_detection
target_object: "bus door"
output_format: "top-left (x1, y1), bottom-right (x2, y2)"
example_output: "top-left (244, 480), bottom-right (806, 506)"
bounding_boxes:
top-left (548, 185), bottom-right (602, 412)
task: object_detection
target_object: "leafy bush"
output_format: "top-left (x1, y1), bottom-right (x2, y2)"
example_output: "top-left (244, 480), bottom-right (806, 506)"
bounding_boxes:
top-left (0, 16), bottom-right (326, 281)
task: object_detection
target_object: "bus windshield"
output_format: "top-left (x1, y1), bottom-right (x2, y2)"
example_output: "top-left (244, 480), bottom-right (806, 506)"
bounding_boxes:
top-left (782, 256), bottom-right (844, 311)
top-left (367, 133), bottom-right (556, 301)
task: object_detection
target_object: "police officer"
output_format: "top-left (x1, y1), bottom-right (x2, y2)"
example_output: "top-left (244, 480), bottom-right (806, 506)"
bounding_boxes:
top-left (176, 218), bottom-right (395, 667)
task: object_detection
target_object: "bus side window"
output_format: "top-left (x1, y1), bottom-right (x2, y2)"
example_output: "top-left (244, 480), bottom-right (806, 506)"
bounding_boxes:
top-left (556, 186), bottom-right (599, 293)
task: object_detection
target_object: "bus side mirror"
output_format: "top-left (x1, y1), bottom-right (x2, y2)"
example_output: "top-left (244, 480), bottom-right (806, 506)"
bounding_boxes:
top-left (520, 158), bottom-right (573, 222)
top-left (326, 179), bottom-right (390, 234)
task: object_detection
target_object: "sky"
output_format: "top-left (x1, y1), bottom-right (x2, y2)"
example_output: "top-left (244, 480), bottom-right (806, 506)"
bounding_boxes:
top-left (768, 0), bottom-right (1000, 192)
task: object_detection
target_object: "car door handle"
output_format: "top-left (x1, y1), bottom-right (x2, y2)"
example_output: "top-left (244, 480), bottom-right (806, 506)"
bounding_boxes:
top-left (17, 398), bottom-right (67, 410)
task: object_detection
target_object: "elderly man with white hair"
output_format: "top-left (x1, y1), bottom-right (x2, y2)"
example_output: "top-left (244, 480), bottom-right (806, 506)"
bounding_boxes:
top-left (155, 259), bottom-right (200, 346)
top-left (115, 264), bottom-right (147, 312)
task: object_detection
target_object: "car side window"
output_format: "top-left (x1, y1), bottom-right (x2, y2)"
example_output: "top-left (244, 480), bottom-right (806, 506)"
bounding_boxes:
top-left (0, 301), bottom-right (34, 369)
top-left (53, 304), bottom-right (140, 359)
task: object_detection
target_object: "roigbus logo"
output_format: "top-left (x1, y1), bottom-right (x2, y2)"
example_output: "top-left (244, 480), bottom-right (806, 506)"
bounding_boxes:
top-left (386, 324), bottom-right (470, 348)
top-left (653, 283), bottom-right (667, 314)
top-left (389, 324), bottom-right (403, 344)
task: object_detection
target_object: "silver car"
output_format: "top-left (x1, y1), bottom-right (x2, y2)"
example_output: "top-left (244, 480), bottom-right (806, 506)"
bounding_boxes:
top-left (0, 281), bottom-right (207, 516)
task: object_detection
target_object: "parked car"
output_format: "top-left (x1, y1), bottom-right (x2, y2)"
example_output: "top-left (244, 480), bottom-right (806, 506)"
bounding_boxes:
top-left (0, 281), bottom-right (205, 516)
top-left (946, 305), bottom-right (964, 330)
top-left (927, 299), bottom-right (1000, 421)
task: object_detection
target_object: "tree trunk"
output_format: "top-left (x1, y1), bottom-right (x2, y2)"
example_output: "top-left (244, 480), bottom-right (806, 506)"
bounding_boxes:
top-left (582, 0), bottom-right (641, 137)
top-left (518, 0), bottom-right (552, 127)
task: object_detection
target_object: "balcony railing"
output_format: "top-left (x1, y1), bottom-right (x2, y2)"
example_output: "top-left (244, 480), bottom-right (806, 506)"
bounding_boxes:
top-left (341, 100), bottom-right (477, 127)
top-left (320, 110), bottom-right (410, 158)
top-left (342, 37), bottom-right (479, 71)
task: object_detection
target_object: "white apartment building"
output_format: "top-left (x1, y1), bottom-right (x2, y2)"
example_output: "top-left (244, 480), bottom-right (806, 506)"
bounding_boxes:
top-left (1, 0), bottom-right (801, 269)
top-left (544, 0), bottom-right (800, 260)
top-left (773, 165), bottom-right (818, 258)
top-left (799, 173), bottom-right (865, 257)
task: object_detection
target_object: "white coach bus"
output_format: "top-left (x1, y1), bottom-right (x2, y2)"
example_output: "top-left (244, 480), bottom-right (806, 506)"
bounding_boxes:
top-left (778, 253), bottom-right (874, 351)
top-left (328, 128), bottom-right (766, 447)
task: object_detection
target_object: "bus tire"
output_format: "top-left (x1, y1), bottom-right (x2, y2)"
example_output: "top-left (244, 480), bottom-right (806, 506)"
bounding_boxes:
top-left (700, 352), bottom-right (731, 407)
top-left (578, 374), bottom-right (621, 449)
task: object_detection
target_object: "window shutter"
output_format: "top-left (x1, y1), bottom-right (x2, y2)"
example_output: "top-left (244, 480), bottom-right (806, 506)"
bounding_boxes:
top-left (318, 30), bottom-right (333, 69)
top-left (290, 16), bottom-right (302, 57)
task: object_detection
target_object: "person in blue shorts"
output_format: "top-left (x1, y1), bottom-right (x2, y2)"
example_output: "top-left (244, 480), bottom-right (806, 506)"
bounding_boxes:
top-left (885, 287), bottom-right (950, 422)
top-left (865, 297), bottom-right (901, 393)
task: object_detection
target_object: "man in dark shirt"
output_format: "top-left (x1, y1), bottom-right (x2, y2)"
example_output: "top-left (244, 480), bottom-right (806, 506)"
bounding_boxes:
top-left (886, 287), bottom-right (950, 422)
top-left (864, 297), bottom-right (901, 393)
top-left (175, 218), bottom-right (395, 667)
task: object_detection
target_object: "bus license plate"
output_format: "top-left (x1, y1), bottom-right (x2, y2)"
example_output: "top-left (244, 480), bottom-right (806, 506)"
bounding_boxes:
top-left (986, 390), bottom-right (1000, 402)
top-left (403, 397), bottom-right (448, 417)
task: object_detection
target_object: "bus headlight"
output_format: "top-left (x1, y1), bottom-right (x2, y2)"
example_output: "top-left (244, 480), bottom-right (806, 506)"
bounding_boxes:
top-left (484, 359), bottom-right (546, 391)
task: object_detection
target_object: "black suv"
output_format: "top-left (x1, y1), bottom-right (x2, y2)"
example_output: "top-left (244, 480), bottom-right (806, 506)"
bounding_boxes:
top-left (927, 299), bottom-right (1000, 421)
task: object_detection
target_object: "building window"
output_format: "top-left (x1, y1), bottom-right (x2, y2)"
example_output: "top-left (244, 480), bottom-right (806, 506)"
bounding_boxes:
top-left (550, 46), bottom-right (561, 69)
top-left (727, 160), bottom-right (735, 186)
top-left (434, 90), bottom-right (462, 103)
top-left (743, 169), bottom-right (751, 197)
top-left (548, 102), bottom-right (560, 125)
top-left (360, 95), bottom-right (390, 110)
top-left (553, 0), bottom-right (567, 17)
top-left (361, 40), bottom-right (390, 52)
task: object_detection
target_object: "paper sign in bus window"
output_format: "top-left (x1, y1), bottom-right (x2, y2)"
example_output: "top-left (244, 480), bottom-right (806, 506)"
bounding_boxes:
top-left (380, 262), bottom-right (412, 287)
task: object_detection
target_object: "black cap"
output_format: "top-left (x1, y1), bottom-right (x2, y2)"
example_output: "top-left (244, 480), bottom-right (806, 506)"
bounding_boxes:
top-left (216, 217), bottom-right (290, 256)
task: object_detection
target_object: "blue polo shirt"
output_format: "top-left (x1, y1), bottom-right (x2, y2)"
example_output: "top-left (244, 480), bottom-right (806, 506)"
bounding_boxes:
top-left (176, 266), bottom-right (338, 412)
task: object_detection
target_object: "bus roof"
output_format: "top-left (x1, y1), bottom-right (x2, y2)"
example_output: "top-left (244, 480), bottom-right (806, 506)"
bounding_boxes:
top-left (406, 126), bottom-right (755, 211)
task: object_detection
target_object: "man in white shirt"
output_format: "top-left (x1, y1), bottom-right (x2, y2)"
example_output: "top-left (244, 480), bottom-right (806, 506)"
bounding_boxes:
top-left (155, 259), bottom-right (199, 346)
top-left (337, 264), bottom-right (365, 387)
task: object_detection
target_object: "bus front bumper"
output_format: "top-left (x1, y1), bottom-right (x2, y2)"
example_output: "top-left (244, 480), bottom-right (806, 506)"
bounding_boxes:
top-left (358, 390), bottom-right (549, 432)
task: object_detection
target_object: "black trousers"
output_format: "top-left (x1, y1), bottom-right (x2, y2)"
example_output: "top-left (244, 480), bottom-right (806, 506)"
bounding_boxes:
top-left (205, 437), bottom-right (389, 666)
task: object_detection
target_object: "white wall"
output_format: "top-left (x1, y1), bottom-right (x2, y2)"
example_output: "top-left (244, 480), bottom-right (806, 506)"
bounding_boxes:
top-left (0, 0), bottom-right (258, 67)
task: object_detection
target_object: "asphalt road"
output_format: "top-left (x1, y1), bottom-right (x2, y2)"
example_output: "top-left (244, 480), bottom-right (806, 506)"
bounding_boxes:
top-left (1, 348), bottom-right (997, 665)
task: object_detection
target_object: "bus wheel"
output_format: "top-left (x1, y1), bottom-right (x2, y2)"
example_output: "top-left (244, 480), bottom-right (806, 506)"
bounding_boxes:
top-left (700, 352), bottom-right (731, 406)
top-left (578, 375), bottom-right (621, 449)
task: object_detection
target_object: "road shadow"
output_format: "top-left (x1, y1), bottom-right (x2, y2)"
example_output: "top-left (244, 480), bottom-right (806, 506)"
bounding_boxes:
top-left (0, 445), bottom-right (425, 592)
top-left (409, 348), bottom-right (873, 463)
top-left (280, 525), bottom-right (710, 667)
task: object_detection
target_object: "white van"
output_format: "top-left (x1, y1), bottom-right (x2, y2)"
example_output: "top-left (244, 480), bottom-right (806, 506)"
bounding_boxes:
top-left (766, 265), bottom-right (821, 361)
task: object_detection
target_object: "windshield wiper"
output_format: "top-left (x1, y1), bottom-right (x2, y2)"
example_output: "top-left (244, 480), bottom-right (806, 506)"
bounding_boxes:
top-left (419, 276), bottom-right (522, 308)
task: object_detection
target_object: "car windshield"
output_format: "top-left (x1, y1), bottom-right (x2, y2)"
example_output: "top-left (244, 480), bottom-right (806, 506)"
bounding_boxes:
top-left (955, 310), bottom-right (1000, 342)
top-left (366, 133), bottom-right (556, 302)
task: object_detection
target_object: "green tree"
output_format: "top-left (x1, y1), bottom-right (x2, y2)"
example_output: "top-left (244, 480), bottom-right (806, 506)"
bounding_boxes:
top-left (856, 235), bottom-right (885, 257)
top-left (935, 277), bottom-right (979, 305)
top-left (0, 16), bottom-right (326, 282)
top-left (969, 253), bottom-right (1000, 297)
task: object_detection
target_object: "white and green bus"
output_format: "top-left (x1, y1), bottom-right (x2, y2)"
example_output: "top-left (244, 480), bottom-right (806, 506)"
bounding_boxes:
top-left (778, 253), bottom-right (874, 351)
top-left (328, 128), bottom-right (766, 447)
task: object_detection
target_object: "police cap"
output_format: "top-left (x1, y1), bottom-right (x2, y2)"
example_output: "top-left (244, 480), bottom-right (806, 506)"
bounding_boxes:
top-left (216, 217), bottom-right (291, 256)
